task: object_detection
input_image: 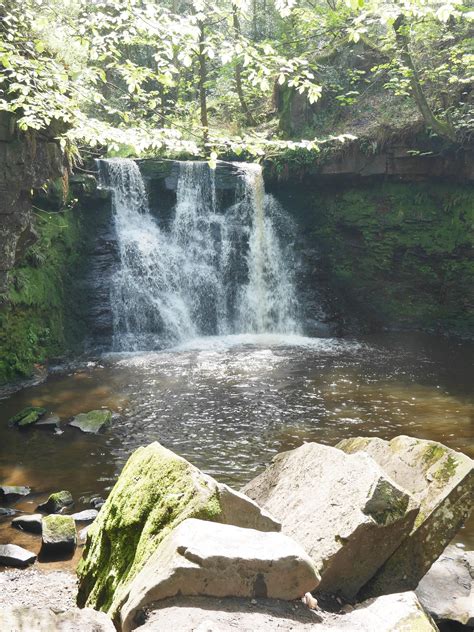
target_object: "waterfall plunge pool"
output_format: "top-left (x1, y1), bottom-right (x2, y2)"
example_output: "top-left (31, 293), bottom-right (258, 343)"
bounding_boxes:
top-left (0, 331), bottom-right (473, 567)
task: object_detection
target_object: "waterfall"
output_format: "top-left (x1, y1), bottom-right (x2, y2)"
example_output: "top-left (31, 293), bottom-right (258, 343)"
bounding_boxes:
top-left (99, 158), bottom-right (300, 351)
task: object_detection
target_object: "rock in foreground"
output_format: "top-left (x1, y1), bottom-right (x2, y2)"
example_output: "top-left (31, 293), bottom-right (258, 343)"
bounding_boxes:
top-left (70, 409), bottom-right (112, 434)
top-left (137, 592), bottom-right (437, 632)
top-left (0, 607), bottom-right (115, 632)
top-left (120, 518), bottom-right (319, 632)
top-left (77, 442), bottom-right (280, 618)
top-left (416, 544), bottom-right (474, 627)
top-left (242, 442), bottom-right (419, 598)
top-left (338, 435), bottom-right (474, 595)
top-left (0, 544), bottom-right (36, 567)
top-left (41, 514), bottom-right (77, 556)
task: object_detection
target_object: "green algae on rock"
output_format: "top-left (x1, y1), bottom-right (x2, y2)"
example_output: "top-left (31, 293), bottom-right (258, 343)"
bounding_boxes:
top-left (76, 442), bottom-right (280, 620)
top-left (70, 410), bottom-right (112, 434)
top-left (37, 490), bottom-right (74, 514)
top-left (8, 406), bottom-right (47, 427)
top-left (337, 435), bottom-right (474, 596)
top-left (41, 514), bottom-right (77, 555)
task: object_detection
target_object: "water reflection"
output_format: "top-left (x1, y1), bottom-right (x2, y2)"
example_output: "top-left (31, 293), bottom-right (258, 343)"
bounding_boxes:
top-left (0, 332), bottom-right (473, 556)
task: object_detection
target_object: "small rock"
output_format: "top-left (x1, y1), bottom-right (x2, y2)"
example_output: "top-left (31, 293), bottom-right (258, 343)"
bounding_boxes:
top-left (90, 496), bottom-right (105, 510)
top-left (41, 515), bottom-right (77, 556)
top-left (301, 593), bottom-right (318, 610)
top-left (36, 414), bottom-right (60, 427)
top-left (71, 509), bottom-right (98, 523)
top-left (70, 409), bottom-right (112, 434)
top-left (12, 514), bottom-right (43, 534)
top-left (8, 407), bottom-right (47, 428)
top-left (0, 486), bottom-right (31, 503)
top-left (0, 508), bottom-right (17, 518)
top-left (0, 544), bottom-right (36, 568)
top-left (37, 490), bottom-right (73, 513)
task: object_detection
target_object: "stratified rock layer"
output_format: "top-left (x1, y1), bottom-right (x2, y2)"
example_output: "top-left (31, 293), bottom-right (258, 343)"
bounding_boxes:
top-left (77, 442), bottom-right (280, 618)
top-left (120, 518), bottom-right (320, 632)
top-left (337, 435), bottom-right (474, 595)
top-left (242, 442), bottom-right (419, 599)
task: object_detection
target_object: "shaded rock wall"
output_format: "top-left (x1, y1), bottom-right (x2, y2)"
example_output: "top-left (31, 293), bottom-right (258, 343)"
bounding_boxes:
top-left (0, 113), bottom-right (65, 294)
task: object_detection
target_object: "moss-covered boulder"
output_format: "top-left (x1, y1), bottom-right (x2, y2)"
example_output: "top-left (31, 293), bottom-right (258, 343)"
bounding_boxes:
top-left (37, 490), bottom-right (73, 513)
top-left (77, 442), bottom-right (280, 619)
top-left (8, 407), bottom-right (46, 428)
top-left (70, 410), bottom-right (112, 434)
top-left (41, 514), bottom-right (77, 556)
top-left (337, 435), bottom-right (474, 596)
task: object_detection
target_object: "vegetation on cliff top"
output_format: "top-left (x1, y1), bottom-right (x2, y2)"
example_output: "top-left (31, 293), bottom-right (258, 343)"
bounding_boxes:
top-left (0, 0), bottom-right (472, 159)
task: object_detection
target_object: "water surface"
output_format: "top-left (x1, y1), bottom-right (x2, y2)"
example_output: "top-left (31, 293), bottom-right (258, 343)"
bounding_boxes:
top-left (0, 332), bottom-right (472, 564)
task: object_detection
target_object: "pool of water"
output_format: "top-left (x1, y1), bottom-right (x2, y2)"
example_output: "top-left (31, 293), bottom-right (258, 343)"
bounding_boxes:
top-left (0, 332), bottom-right (473, 565)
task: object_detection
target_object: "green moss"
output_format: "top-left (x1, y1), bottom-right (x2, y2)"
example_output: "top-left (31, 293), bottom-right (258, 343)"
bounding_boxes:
top-left (433, 455), bottom-right (458, 484)
top-left (38, 490), bottom-right (74, 513)
top-left (364, 478), bottom-right (410, 525)
top-left (0, 206), bottom-right (87, 383)
top-left (8, 406), bottom-right (46, 427)
top-left (422, 444), bottom-right (446, 466)
top-left (77, 443), bottom-right (227, 618)
top-left (301, 181), bottom-right (474, 336)
top-left (42, 514), bottom-right (76, 540)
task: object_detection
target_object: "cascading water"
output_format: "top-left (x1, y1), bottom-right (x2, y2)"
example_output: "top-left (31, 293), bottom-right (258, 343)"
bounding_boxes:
top-left (99, 158), bottom-right (300, 351)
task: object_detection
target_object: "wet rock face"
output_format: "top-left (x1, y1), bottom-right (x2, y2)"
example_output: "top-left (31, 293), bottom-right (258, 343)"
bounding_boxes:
top-left (120, 518), bottom-right (320, 632)
top-left (337, 435), bottom-right (474, 596)
top-left (242, 442), bottom-right (419, 599)
top-left (0, 113), bottom-right (64, 294)
top-left (77, 442), bottom-right (280, 619)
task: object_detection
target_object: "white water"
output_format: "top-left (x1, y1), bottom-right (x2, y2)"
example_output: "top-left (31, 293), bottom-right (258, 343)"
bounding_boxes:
top-left (99, 158), bottom-right (300, 351)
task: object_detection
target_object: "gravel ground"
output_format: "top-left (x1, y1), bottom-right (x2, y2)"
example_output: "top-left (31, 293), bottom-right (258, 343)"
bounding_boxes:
top-left (0, 569), bottom-right (77, 611)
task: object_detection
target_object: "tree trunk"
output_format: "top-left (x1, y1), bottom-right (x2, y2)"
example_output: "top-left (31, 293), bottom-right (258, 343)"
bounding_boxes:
top-left (233, 7), bottom-right (256, 126)
top-left (198, 22), bottom-right (209, 146)
top-left (393, 15), bottom-right (456, 142)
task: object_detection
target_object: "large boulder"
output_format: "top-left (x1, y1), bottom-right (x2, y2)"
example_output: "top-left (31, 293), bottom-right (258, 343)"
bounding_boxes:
top-left (242, 442), bottom-right (419, 599)
top-left (337, 435), bottom-right (474, 595)
top-left (0, 607), bottom-right (115, 631)
top-left (416, 544), bottom-right (474, 627)
top-left (120, 518), bottom-right (320, 632)
top-left (77, 442), bottom-right (280, 618)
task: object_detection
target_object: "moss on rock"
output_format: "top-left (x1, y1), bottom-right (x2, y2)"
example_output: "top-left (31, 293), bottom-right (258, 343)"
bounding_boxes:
top-left (77, 442), bottom-right (279, 620)
top-left (8, 406), bottom-right (46, 427)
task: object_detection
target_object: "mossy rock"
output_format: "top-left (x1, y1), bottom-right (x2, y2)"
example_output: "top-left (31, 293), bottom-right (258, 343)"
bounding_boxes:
top-left (337, 435), bottom-right (474, 596)
top-left (8, 406), bottom-right (47, 428)
top-left (70, 410), bottom-right (112, 434)
top-left (41, 514), bottom-right (77, 555)
top-left (37, 490), bottom-right (73, 513)
top-left (76, 442), bottom-right (279, 620)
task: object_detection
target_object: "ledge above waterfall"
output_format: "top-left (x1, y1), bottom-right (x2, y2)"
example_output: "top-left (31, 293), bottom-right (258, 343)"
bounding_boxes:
top-left (136, 159), bottom-right (245, 192)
